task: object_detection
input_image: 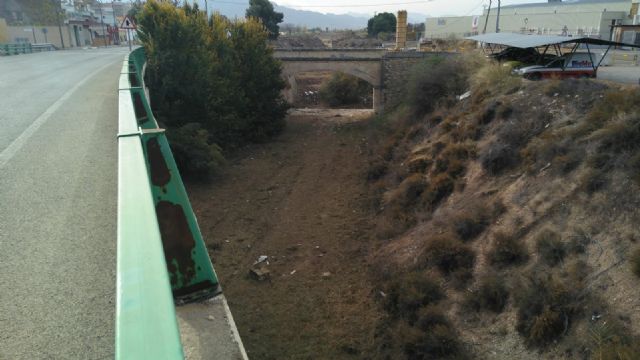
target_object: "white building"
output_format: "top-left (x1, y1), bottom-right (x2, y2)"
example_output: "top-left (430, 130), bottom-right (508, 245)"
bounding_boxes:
top-left (425, 0), bottom-right (637, 41)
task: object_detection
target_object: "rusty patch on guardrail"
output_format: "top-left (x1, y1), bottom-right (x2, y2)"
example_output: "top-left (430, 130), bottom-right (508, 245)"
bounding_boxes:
top-left (132, 92), bottom-right (148, 123)
top-left (129, 72), bottom-right (140, 87)
top-left (145, 137), bottom-right (171, 187)
top-left (156, 201), bottom-right (196, 286)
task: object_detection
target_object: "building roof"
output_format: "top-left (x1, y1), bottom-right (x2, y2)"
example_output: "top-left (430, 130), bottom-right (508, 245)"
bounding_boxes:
top-left (467, 32), bottom-right (640, 48)
top-left (501, 0), bottom-right (630, 10)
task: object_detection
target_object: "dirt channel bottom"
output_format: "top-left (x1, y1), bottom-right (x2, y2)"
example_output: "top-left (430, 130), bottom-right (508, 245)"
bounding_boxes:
top-left (188, 109), bottom-right (382, 359)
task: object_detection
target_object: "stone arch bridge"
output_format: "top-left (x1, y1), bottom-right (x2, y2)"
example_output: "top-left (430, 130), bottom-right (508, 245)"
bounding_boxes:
top-left (274, 49), bottom-right (443, 112)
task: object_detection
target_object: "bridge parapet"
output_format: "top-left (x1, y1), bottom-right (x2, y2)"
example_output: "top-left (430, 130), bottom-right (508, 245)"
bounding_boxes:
top-left (274, 48), bottom-right (386, 60)
top-left (117, 48), bottom-right (247, 360)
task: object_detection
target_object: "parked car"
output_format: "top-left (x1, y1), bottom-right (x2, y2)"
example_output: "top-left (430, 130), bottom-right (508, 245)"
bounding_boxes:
top-left (513, 52), bottom-right (598, 80)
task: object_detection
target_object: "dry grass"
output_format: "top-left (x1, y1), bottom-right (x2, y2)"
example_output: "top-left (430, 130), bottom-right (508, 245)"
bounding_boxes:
top-left (470, 62), bottom-right (521, 100)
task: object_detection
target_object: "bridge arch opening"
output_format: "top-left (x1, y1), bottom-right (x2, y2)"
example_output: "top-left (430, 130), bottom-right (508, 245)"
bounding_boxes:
top-left (286, 70), bottom-right (374, 109)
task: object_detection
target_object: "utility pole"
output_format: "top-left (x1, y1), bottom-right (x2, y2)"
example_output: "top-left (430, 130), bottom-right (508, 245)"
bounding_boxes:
top-left (111, 0), bottom-right (117, 45)
top-left (55, 0), bottom-right (65, 48)
top-left (99, 1), bottom-right (106, 47)
top-left (204, 0), bottom-right (208, 17)
top-left (496, 0), bottom-right (501, 33)
top-left (483, 0), bottom-right (492, 34)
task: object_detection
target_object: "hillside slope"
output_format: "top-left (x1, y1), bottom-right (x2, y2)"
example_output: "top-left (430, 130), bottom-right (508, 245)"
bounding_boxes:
top-left (368, 59), bottom-right (640, 359)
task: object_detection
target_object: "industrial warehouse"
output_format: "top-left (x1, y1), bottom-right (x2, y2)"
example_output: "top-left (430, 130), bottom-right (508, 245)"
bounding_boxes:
top-left (425, 0), bottom-right (640, 43)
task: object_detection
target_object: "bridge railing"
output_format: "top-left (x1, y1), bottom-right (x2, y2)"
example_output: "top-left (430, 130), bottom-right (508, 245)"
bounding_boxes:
top-left (117, 48), bottom-right (221, 359)
top-left (0, 43), bottom-right (33, 56)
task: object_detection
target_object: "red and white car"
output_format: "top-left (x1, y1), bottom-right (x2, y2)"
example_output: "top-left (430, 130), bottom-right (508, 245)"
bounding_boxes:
top-left (514, 52), bottom-right (599, 80)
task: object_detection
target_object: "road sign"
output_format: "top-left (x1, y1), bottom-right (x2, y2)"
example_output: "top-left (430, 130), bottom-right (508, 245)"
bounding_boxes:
top-left (120, 16), bottom-right (136, 30)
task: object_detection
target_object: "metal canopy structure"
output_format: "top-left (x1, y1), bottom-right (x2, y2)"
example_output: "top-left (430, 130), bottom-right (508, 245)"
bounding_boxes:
top-left (466, 33), bottom-right (640, 49)
top-left (467, 33), bottom-right (640, 74)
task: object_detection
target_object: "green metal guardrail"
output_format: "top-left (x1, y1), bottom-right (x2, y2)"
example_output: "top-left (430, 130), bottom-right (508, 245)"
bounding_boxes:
top-left (0, 43), bottom-right (33, 56)
top-left (117, 48), bottom-right (221, 359)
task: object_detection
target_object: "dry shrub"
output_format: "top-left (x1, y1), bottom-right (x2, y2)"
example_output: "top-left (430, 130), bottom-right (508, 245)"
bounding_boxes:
top-left (384, 271), bottom-right (444, 321)
top-left (422, 234), bottom-right (476, 274)
top-left (477, 100), bottom-right (500, 125)
top-left (422, 173), bottom-right (455, 207)
top-left (580, 88), bottom-right (640, 135)
top-left (408, 155), bottom-right (432, 174)
top-left (480, 142), bottom-right (519, 175)
top-left (567, 228), bottom-right (591, 254)
top-left (522, 133), bottom-right (583, 174)
top-left (416, 305), bottom-right (450, 330)
top-left (631, 248), bottom-right (640, 278)
top-left (393, 174), bottom-right (427, 207)
top-left (580, 168), bottom-right (608, 194)
top-left (434, 143), bottom-right (474, 178)
top-left (542, 78), bottom-right (605, 98)
top-left (464, 274), bottom-right (509, 313)
top-left (471, 62), bottom-right (521, 99)
top-left (398, 321), bottom-right (465, 360)
top-left (488, 231), bottom-right (529, 268)
top-left (408, 57), bottom-right (470, 116)
top-left (513, 271), bottom-right (581, 347)
top-left (589, 320), bottom-right (640, 360)
top-left (367, 158), bottom-right (388, 181)
top-left (452, 205), bottom-right (490, 242)
top-left (449, 121), bottom-right (482, 142)
top-left (479, 110), bottom-right (550, 175)
top-left (591, 114), bottom-right (640, 154)
top-left (535, 229), bottom-right (567, 266)
top-left (376, 211), bottom-right (415, 239)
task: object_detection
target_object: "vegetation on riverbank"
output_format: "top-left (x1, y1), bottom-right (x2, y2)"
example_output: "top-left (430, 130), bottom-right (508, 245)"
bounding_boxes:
top-left (368, 54), bottom-right (640, 359)
top-left (137, 0), bottom-right (288, 179)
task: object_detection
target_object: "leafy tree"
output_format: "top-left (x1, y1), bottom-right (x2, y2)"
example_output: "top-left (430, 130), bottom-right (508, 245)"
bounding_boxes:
top-left (245, 0), bottom-right (283, 40)
top-left (137, 0), bottom-right (288, 178)
top-left (367, 12), bottom-right (396, 37)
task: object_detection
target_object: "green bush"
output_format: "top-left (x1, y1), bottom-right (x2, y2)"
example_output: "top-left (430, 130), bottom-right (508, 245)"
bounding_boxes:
top-left (138, 1), bottom-right (288, 169)
top-left (535, 230), bottom-right (566, 266)
top-left (319, 72), bottom-right (371, 107)
top-left (488, 232), bottom-right (529, 268)
top-left (167, 123), bottom-right (225, 179)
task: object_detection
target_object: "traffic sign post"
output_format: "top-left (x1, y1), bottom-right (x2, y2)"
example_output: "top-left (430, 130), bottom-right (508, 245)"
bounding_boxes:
top-left (120, 16), bottom-right (136, 51)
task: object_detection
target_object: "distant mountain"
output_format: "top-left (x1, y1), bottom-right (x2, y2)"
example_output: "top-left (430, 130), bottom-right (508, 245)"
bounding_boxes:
top-left (200, 1), bottom-right (426, 30)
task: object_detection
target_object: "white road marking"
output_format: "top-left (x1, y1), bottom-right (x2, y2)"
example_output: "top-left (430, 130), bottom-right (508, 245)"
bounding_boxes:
top-left (0, 60), bottom-right (118, 169)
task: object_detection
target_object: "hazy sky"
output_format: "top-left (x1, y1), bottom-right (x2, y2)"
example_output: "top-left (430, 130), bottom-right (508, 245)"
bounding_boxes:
top-left (275, 0), bottom-right (543, 16)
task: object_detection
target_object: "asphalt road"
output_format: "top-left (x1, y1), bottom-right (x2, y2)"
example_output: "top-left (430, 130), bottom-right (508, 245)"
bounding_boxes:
top-left (0, 47), bottom-right (128, 359)
top-left (598, 65), bottom-right (640, 84)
